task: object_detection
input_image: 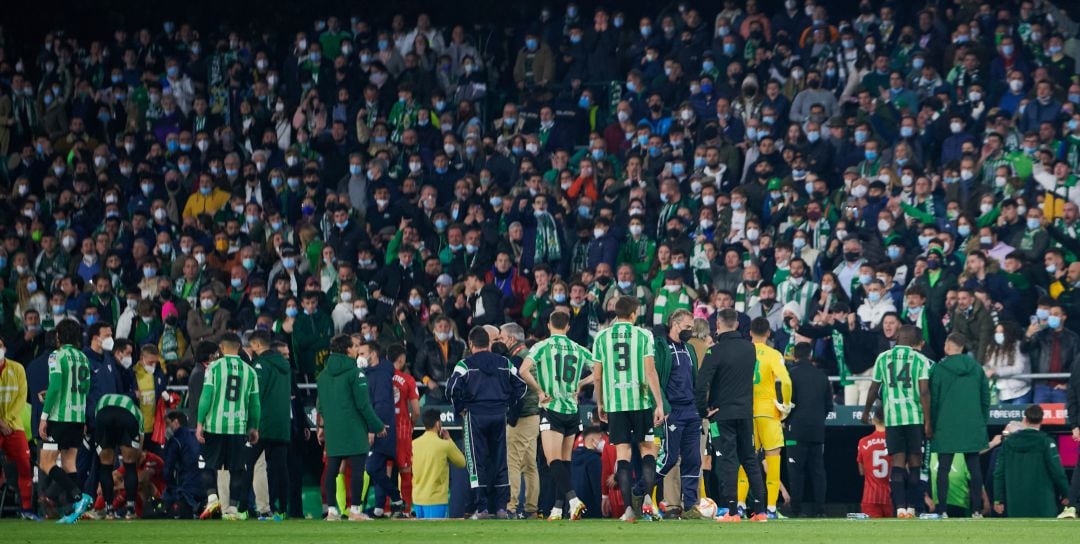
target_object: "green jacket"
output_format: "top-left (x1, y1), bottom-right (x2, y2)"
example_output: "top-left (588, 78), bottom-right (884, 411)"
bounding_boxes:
top-left (653, 336), bottom-right (697, 414)
top-left (949, 302), bottom-right (995, 361)
top-left (929, 353), bottom-right (989, 453)
top-left (993, 428), bottom-right (1069, 517)
top-left (253, 350), bottom-right (292, 442)
top-left (292, 311), bottom-right (332, 377)
top-left (316, 353), bottom-right (384, 458)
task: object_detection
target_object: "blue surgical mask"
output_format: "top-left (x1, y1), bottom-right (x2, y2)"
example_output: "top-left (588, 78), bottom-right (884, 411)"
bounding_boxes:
top-left (285, 307), bottom-right (299, 318)
top-left (867, 291), bottom-right (881, 303)
top-left (230, 278), bottom-right (243, 289)
top-left (349, 164), bottom-right (362, 175)
top-left (957, 224), bottom-right (971, 238)
top-left (526, 38), bottom-right (538, 50)
top-left (1037, 308), bottom-right (1051, 320)
top-left (252, 296), bottom-right (266, 308)
top-left (887, 246), bottom-right (901, 260)
top-left (807, 131), bottom-right (820, 143)
top-left (900, 126), bottom-right (914, 138)
top-left (1048, 315), bottom-right (1062, 329)
top-left (553, 293), bottom-right (567, 303)
top-left (864, 150), bottom-right (878, 161)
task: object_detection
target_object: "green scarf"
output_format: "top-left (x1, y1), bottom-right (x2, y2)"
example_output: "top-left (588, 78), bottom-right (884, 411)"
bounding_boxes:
top-left (534, 212), bottom-right (562, 263)
top-left (832, 328), bottom-right (851, 386)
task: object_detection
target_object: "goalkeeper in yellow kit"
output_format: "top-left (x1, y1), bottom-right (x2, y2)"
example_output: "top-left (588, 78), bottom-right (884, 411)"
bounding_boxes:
top-left (737, 318), bottom-right (792, 519)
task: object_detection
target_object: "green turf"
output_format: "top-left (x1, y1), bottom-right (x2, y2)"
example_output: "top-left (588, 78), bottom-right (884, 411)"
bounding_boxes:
top-left (0, 519), bottom-right (1075, 543)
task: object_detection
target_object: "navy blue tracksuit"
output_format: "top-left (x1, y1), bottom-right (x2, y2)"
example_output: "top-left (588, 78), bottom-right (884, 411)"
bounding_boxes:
top-left (364, 359), bottom-right (401, 510)
top-left (657, 339), bottom-right (702, 507)
top-left (447, 351), bottom-right (526, 514)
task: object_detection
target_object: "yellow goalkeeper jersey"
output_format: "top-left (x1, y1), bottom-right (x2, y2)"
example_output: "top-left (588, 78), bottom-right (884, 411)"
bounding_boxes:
top-left (752, 342), bottom-right (791, 419)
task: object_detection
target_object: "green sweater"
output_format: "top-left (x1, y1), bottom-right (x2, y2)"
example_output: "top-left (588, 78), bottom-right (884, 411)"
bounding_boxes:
top-left (317, 353), bottom-right (384, 457)
top-left (253, 350), bottom-right (293, 442)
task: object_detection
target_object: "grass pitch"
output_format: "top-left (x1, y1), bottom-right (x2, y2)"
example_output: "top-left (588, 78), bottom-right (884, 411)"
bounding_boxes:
top-left (1, 518), bottom-right (1074, 543)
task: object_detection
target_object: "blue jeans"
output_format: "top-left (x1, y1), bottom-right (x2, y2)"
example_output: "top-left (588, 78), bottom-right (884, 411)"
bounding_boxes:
top-left (1032, 384), bottom-right (1068, 403)
top-left (414, 504), bottom-right (449, 518)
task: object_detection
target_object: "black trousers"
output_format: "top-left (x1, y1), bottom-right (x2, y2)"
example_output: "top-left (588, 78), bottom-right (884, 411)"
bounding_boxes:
top-left (245, 438), bottom-right (289, 514)
top-left (711, 417), bottom-right (765, 513)
top-left (464, 410), bottom-right (510, 514)
top-left (787, 441), bottom-right (826, 516)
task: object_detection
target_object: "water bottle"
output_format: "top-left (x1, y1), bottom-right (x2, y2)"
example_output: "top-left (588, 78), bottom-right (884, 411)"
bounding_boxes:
top-left (847, 513), bottom-right (870, 520)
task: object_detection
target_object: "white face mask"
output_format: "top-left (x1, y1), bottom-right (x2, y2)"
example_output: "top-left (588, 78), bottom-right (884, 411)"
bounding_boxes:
top-left (356, 356), bottom-right (369, 369)
top-left (353, 308), bottom-right (368, 321)
top-left (120, 356), bottom-right (133, 369)
top-left (101, 337), bottom-right (115, 351)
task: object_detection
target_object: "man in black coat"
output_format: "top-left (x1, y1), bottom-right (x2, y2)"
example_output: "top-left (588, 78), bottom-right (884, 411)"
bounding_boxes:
top-left (464, 270), bottom-right (504, 328)
top-left (694, 308), bottom-right (766, 520)
top-left (784, 342), bottom-right (834, 517)
top-left (412, 315), bottom-right (467, 403)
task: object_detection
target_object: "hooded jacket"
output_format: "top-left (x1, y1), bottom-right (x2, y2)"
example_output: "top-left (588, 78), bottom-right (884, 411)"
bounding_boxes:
top-left (993, 428), bottom-right (1069, 518)
top-left (929, 353), bottom-right (989, 453)
top-left (316, 352), bottom-right (384, 457)
top-left (446, 350), bottom-right (526, 416)
top-left (253, 350), bottom-right (292, 442)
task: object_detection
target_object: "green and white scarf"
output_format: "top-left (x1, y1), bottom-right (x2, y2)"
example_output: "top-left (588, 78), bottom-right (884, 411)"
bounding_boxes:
top-left (534, 212), bottom-right (562, 263)
top-left (832, 328), bottom-right (851, 386)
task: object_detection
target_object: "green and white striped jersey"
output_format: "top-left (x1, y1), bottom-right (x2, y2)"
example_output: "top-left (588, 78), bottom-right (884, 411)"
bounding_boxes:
top-left (527, 334), bottom-right (595, 415)
top-left (593, 321), bottom-right (655, 413)
top-left (44, 345), bottom-right (90, 423)
top-left (872, 346), bottom-right (931, 426)
top-left (96, 393), bottom-right (145, 433)
top-left (200, 354), bottom-right (260, 435)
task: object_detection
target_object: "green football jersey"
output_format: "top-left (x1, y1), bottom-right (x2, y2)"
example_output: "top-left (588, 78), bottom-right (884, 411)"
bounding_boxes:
top-left (593, 321), bottom-right (656, 413)
top-left (872, 346), bottom-right (931, 426)
top-left (527, 334), bottom-right (595, 415)
top-left (96, 393), bottom-right (145, 433)
top-left (200, 354), bottom-right (260, 435)
top-left (44, 345), bottom-right (90, 423)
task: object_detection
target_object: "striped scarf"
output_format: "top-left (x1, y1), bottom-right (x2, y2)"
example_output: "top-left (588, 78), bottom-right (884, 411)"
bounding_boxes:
top-left (534, 212), bottom-right (562, 263)
top-left (832, 328), bottom-right (850, 386)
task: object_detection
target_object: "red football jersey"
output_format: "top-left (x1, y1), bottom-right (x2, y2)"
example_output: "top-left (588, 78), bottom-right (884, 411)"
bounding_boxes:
top-left (856, 430), bottom-right (893, 509)
top-left (393, 369), bottom-right (419, 435)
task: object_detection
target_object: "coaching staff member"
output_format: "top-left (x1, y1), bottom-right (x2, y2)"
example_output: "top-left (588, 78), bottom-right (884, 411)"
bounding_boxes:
top-left (695, 308), bottom-right (766, 521)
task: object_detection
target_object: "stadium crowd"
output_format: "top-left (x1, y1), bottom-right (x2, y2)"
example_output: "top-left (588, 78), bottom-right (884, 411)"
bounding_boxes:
top-left (2, 0), bottom-right (1080, 524)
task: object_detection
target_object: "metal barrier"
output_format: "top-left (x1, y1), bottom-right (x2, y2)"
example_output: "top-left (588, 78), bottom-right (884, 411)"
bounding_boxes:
top-left (164, 373), bottom-right (1071, 392)
top-left (826, 373), bottom-right (1070, 382)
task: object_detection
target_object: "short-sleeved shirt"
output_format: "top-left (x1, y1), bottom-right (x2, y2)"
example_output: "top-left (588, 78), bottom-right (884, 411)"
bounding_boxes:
top-left (593, 321), bottom-right (655, 413)
top-left (46, 345), bottom-right (90, 423)
top-left (752, 342), bottom-right (789, 419)
top-left (202, 355), bottom-right (259, 435)
top-left (96, 393), bottom-right (145, 432)
top-left (527, 334), bottom-right (595, 415)
top-left (871, 346), bottom-right (931, 426)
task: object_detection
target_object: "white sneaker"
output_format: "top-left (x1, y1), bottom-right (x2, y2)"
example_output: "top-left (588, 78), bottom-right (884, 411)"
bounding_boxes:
top-left (547, 507), bottom-right (563, 521)
top-left (619, 506), bottom-right (636, 522)
top-left (972, 512), bottom-right (983, 519)
top-left (348, 506), bottom-right (371, 521)
top-left (326, 507), bottom-right (342, 521)
top-left (568, 497), bottom-right (586, 520)
top-left (1058, 506), bottom-right (1077, 519)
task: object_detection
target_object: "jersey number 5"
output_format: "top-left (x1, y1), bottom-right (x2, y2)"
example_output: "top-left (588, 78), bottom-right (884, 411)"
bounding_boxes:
top-left (871, 449), bottom-right (889, 478)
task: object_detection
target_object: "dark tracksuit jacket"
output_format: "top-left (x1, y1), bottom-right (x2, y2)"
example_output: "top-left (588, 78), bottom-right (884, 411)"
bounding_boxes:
top-left (163, 426), bottom-right (204, 508)
top-left (446, 350), bottom-right (527, 513)
top-left (654, 336), bottom-right (701, 506)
